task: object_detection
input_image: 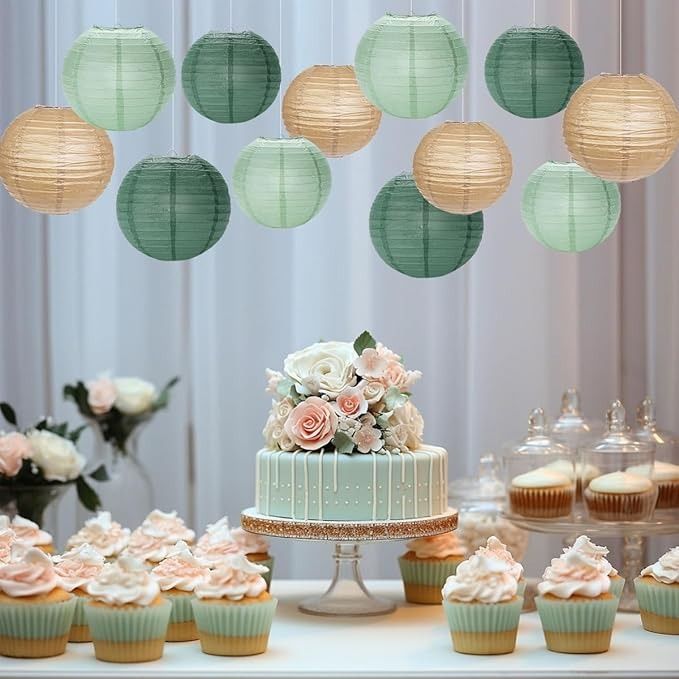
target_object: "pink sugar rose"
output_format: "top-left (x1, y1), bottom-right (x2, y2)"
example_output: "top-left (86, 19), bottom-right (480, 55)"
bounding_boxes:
top-left (0, 432), bottom-right (30, 477)
top-left (354, 348), bottom-right (388, 379)
top-left (284, 397), bottom-right (338, 451)
top-left (334, 386), bottom-right (368, 419)
top-left (380, 360), bottom-right (422, 391)
top-left (86, 377), bottom-right (117, 415)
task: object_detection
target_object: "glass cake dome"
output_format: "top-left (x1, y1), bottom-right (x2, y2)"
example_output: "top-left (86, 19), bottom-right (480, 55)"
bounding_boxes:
top-left (633, 396), bottom-right (679, 464)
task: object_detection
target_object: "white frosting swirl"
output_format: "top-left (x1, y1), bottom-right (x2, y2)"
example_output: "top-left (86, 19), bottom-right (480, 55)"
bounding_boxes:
top-left (66, 511), bottom-right (130, 558)
top-left (194, 553), bottom-right (269, 601)
top-left (230, 527), bottom-right (270, 555)
top-left (52, 543), bottom-right (105, 592)
top-left (151, 540), bottom-right (210, 592)
top-left (545, 460), bottom-right (600, 482)
top-left (588, 470), bottom-right (653, 494)
top-left (0, 547), bottom-right (59, 597)
top-left (640, 547), bottom-right (679, 584)
top-left (565, 535), bottom-right (617, 578)
top-left (477, 536), bottom-right (524, 581)
top-left (441, 552), bottom-right (518, 604)
top-left (195, 525), bottom-right (242, 566)
top-left (0, 527), bottom-right (16, 564)
top-left (142, 509), bottom-right (195, 544)
top-left (406, 531), bottom-right (465, 559)
top-left (10, 515), bottom-right (52, 547)
top-left (511, 468), bottom-right (571, 489)
top-left (538, 548), bottom-right (611, 599)
top-left (123, 525), bottom-right (176, 563)
top-left (87, 556), bottom-right (160, 606)
top-left (628, 461), bottom-right (679, 482)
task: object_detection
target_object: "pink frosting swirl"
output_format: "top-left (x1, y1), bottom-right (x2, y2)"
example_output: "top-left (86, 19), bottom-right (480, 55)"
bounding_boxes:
top-left (564, 535), bottom-right (618, 578)
top-left (66, 511), bottom-right (130, 558)
top-left (195, 526), bottom-right (242, 566)
top-left (151, 541), bottom-right (210, 592)
top-left (0, 547), bottom-right (59, 597)
top-left (194, 553), bottom-right (269, 601)
top-left (230, 527), bottom-right (270, 555)
top-left (406, 531), bottom-right (465, 559)
top-left (0, 526), bottom-right (16, 564)
top-left (52, 543), bottom-right (105, 592)
top-left (10, 515), bottom-right (52, 547)
top-left (123, 526), bottom-right (176, 564)
top-left (538, 548), bottom-right (611, 599)
top-left (477, 536), bottom-right (524, 581)
top-left (141, 510), bottom-right (195, 544)
top-left (87, 556), bottom-right (160, 606)
top-left (442, 552), bottom-right (518, 604)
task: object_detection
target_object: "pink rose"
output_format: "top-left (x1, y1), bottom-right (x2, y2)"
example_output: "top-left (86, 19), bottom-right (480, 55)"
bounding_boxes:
top-left (87, 377), bottom-right (117, 415)
top-left (284, 397), bottom-right (338, 451)
top-left (380, 360), bottom-right (422, 391)
top-left (334, 386), bottom-right (368, 419)
top-left (354, 348), bottom-right (388, 379)
top-left (0, 433), bottom-right (30, 477)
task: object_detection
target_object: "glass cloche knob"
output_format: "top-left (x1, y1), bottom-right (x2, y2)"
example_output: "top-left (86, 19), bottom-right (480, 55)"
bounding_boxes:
top-left (527, 407), bottom-right (548, 436)
top-left (560, 387), bottom-right (582, 416)
top-left (636, 396), bottom-right (656, 429)
top-left (606, 400), bottom-right (628, 434)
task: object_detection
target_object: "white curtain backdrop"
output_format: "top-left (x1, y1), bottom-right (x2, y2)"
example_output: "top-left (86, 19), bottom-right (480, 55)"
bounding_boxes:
top-left (0, 0), bottom-right (676, 576)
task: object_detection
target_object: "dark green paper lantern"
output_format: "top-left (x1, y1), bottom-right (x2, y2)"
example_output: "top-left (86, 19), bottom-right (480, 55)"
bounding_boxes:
top-left (117, 155), bottom-right (230, 261)
top-left (370, 173), bottom-right (483, 278)
top-left (182, 31), bottom-right (281, 123)
top-left (485, 26), bottom-right (584, 118)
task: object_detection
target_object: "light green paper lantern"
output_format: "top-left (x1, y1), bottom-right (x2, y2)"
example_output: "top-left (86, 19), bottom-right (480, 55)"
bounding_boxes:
top-left (63, 26), bottom-right (175, 131)
top-left (370, 173), bottom-right (483, 278)
top-left (117, 155), bottom-right (230, 261)
top-left (354, 14), bottom-right (468, 119)
top-left (521, 161), bottom-right (620, 252)
top-left (233, 137), bottom-right (331, 229)
top-left (182, 31), bottom-right (281, 124)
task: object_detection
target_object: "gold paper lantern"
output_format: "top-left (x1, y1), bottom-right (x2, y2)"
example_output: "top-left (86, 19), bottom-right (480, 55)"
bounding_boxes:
top-left (413, 122), bottom-right (513, 214)
top-left (0, 106), bottom-right (114, 214)
top-left (283, 65), bottom-right (381, 157)
top-left (563, 74), bottom-right (679, 182)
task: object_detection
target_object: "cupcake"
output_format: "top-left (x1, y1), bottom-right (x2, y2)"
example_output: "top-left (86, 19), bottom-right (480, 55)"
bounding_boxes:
top-left (195, 520), bottom-right (242, 567)
top-left (509, 467), bottom-right (574, 518)
top-left (478, 536), bottom-right (525, 596)
top-left (564, 535), bottom-right (624, 598)
top-left (52, 543), bottom-right (105, 642)
top-left (635, 547), bottom-right (679, 635)
top-left (441, 550), bottom-right (523, 655)
top-left (544, 460), bottom-right (600, 503)
top-left (231, 526), bottom-right (274, 589)
top-left (123, 525), bottom-right (177, 567)
top-left (151, 540), bottom-right (210, 641)
top-left (628, 461), bottom-right (679, 510)
top-left (141, 509), bottom-right (195, 545)
top-left (584, 471), bottom-right (657, 522)
top-left (66, 511), bottom-right (130, 560)
top-left (9, 515), bottom-right (54, 554)
top-left (192, 553), bottom-right (277, 656)
top-left (535, 545), bottom-right (618, 653)
top-left (398, 531), bottom-right (466, 604)
top-left (85, 556), bottom-right (171, 663)
top-left (0, 547), bottom-right (76, 658)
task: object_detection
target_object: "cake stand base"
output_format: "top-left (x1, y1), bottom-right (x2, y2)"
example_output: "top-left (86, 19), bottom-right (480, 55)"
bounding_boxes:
top-left (299, 543), bottom-right (396, 616)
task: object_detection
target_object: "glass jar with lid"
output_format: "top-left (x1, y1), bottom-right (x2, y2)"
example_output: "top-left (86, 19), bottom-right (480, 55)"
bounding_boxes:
top-left (504, 408), bottom-right (576, 520)
top-left (448, 453), bottom-right (528, 561)
top-left (550, 387), bottom-right (602, 452)
top-left (581, 400), bottom-right (657, 522)
top-left (633, 397), bottom-right (679, 512)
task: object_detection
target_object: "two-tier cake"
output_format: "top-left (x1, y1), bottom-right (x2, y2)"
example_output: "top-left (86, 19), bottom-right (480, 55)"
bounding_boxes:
top-left (255, 332), bottom-right (448, 522)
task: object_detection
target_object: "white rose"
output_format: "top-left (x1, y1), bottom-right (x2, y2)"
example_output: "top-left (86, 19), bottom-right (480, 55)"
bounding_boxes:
top-left (283, 341), bottom-right (357, 397)
top-left (113, 378), bottom-right (158, 415)
top-left (389, 401), bottom-right (424, 450)
top-left (26, 430), bottom-right (85, 482)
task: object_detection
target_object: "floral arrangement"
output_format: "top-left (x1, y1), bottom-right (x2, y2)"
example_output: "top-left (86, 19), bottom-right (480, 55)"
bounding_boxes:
top-left (263, 331), bottom-right (424, 455)
top-left (63, 375), bottom-right (179, 455)
top-left (0, 402), bottom-right (102, 511)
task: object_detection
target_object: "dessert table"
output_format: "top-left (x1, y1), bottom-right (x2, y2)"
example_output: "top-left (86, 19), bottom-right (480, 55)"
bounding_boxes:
top-left (1, 580), bottom-right (676, 679)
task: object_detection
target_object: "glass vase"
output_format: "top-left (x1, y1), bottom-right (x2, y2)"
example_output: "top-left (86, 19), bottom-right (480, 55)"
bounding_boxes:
top-left (0, 483), bottom-right (73, 534)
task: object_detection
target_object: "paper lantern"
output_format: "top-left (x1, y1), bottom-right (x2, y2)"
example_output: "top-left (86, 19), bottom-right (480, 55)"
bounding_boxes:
top-left (182, 31), bottom-right (281, 124)
top-left (370, 172), bottom-right (483, 278)
top-left (354, 14), bottom-right (467, 119)
top-left (485, 26), bottom-right (584, 118)
top-left (522, 161), bottom-right (620, 252)
top-left (0, 106), bottom-right (113, 214)
top-left (563, 74), bottom-right (679, 182)
top-left (117, 155), bottom-right (230, 261)
top-left (413, 122), bottom-right (512, 214)
top-left (283, 65), bottom-right (381, 157)
top-left (233, 137), bottom-right (331, 228)
top-left (63, 26), bottom-right (175, 131)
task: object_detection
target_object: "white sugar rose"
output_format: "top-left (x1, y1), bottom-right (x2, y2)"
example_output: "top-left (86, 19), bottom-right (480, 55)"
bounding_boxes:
top-left (113, 378), bottom-right (157, 415)
top-left (283, 341), bottom-right (357, 397)
top-left (26, 430), bottom-right (85, 482)
top-left (389, 401), bottom-right (424, 450)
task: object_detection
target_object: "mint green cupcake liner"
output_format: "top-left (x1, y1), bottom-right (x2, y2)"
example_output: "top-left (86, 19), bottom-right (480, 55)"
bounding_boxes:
top-left (610, 577), bottom-right (625, 599)
top-left (398, 556), bottom-right (463, 588)
top-left (517, 580), bottom-right (526, 597)
top-left (85, 599), bottom-right (171, 643)
top-left (0, 597), bottom-right (76, 640)
top-left (71, 594), bottom-right (89, 627)
top-left (635, 578), bottom-right (679, 619)
top-left (166, 592), bottom-right (195, 624)
top-left (443, 597), bottom-right (523, 633)
top-left (535, 595), bottom-right (618, 633)
top-left (192, 597), bottom-right (277, 638)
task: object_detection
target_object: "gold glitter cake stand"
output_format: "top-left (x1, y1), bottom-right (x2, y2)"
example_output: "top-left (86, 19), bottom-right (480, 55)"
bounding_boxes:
top-left (241, 507), bottom-right (458, 617)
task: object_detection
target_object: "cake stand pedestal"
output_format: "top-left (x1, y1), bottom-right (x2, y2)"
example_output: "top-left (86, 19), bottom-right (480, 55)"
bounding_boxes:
top-left (503, 513), bottom-right (678, 612)
top-left (241, 508), bottom-right (458, 617)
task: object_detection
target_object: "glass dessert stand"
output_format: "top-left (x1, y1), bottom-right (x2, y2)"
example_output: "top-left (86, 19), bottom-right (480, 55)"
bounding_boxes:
top-left (241, 507), bottom-right (458, 617)
top-left (502, 512), bottom-right (678, 612)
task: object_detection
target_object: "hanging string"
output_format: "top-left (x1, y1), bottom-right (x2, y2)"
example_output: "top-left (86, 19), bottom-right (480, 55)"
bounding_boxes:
top-left (618, 0), bottom-right (622, 74)
top-left (460, 0), bottom-right (465, 122)
top-left (330, 0), bottom-right (334, 65)
top-left (53, 0), bottom-right (58, 105)
top-left (569, 0), bottom-right (573, 36)
top-left (279, 0), bottom-right (283, 137)
top-left (532, 0), bottom-right (536, 27)
top-left (409, 0), bottom-right (413, 16)
top-left (114, 0), bottom-right (118, 27)
top-left (229, 0), bottom-right (233, 32)
top-left (171, 0), bottom-right (176, 153)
